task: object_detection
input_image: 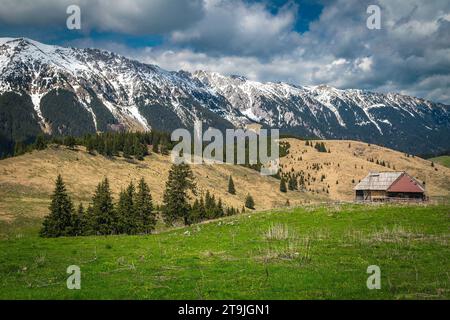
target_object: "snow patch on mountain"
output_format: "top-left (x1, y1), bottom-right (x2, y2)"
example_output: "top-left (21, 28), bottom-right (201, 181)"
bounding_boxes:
top-left (0, 37), bottom-right (449, 154)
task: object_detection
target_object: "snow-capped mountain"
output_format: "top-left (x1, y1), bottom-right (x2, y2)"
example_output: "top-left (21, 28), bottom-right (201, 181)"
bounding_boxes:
top-left (1, 37), bottom-right (449, 156)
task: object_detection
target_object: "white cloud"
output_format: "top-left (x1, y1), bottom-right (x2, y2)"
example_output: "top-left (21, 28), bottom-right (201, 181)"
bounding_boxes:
top-left (169, 0), bottom-right (301, 56)
top-left (2, 0), bottom-right (449, 104)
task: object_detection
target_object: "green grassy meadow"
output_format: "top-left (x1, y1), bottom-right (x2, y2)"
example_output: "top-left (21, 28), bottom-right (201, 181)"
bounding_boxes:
top-left (0, 204), bottom-right (449, 299)
top-left (430, 156), bottom-right (450, 168)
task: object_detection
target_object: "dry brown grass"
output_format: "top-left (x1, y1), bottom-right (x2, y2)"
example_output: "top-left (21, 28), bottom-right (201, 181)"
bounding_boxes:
top-left (280, 139), bottom-right (450, 201)
top-left (2, 138), bottom-right (449, 222)
top-left (0, 145), bottom-right (319, 221)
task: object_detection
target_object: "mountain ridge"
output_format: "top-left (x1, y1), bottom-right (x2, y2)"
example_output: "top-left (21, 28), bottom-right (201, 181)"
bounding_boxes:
top-left (1, 37), bottom-right (449, 156)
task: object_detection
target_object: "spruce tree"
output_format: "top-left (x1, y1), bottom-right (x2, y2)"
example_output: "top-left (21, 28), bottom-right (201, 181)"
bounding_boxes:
top-left (215, 198), bottom-right (224, 218)
top-left (159, 136), bottom-right (169, 155)
top-left (123, 137), bottom-right (133, 158)
top-left (288, 176), bottom-right (298, 191)
top-left (134, 178), bottom-right (155, 233)
top-left (227, 176), bottom-right (236, 194)
top-left (198, 196), bottom-right (207, 221)
top-left (35, 134), bottom-right (47, 151)
top-left (152, 135), bottom-right (160, 153)
top-left (72, 203), bottom-right (85, 236)
top-left (86, 136), bottom-right (96, 154)
top-left (280, 177), bottom-right (287, 193)
top-left (205, 190), bottom-right (215, 218)
top-left (245, 194), bottom-right (255, 210)
top-left (64, 136), bottom-right (76, 150)
top-left (190, 199), bottom-right (201, 223)
top-left (133, 139), bottom-right (145, 161)
top-left (40, 175), bottom-right (75, 237)
top-left (162, 163), bottom-right (196, 226)
top-left (116, 182), bottom-right (136, 234)
top-left (90, 178), bottom-right (116, 235)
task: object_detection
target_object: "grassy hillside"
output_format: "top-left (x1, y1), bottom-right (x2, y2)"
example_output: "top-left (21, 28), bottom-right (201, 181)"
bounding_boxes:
top-left (0, 204), bottom-right (448, 299)
top-left (280, 139), bottom-right (450, 201)
top-left (0, 145), bottom-right (321, 223)
top-left (1, 138), bottom-right (450, 224)
top-left (430, 156), bottom-right (450, 168)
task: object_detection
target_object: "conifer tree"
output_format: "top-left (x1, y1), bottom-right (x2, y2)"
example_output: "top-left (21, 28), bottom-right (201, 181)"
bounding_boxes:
top-left (215, 198), bottom-right (224, 218)
top-left (104, 139), bottom-right (113, 157)
top-left (205, 190), bottom-right (215, 218)
top-left (133, 139), bottom-right (145, 160)
top-left (227, 176), bottom-right (236, 195)
top-left (72, 203), bottom-right (85, 236)
top-left (288, 176), bottom-right (298, 191)
top-left (159, 136), bottom-right (169, 155)
top-left (198, 196), bottom-right (207, 221)
top-left (64, 136), bottom-right (76, 150)
top-left (123, 137), bottom-right (133, 158)
top-left (116, 182), bottom-right (136, 234)
top-left (135, 178), bottom-right (155, 233)
top-left (280, 177), bottom-right (287, 193)
top-left (90, 178), bottom-right (116, 235)
top-left (245, 194), bottom-right (255, 210)
top-left (35, 134), bottom-right (47, 150)
top-left (190, 199), bottom-right (201, 223)
top-left (86, 136), bottom-right (95, 154)
top-left (162, 163), bottom-right (196, 226)
top-left (40, 175), bottom-right (75, 237)
top-left (152, 135), bottom-right (160, 153)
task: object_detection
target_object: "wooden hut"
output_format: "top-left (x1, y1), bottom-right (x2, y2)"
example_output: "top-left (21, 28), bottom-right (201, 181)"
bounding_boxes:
top-left (354, 172), bottom-right (425, 202)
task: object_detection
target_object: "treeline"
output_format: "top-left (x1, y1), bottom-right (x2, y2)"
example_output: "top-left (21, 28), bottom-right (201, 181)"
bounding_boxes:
top-left (13, 130), bottom-right (173, 160)
top-left (12, 131), bottom-right (290, 177)
top-left (234, 139), bottom-right (290, 174)
top-left (41, 164), bottom-right (246, 238)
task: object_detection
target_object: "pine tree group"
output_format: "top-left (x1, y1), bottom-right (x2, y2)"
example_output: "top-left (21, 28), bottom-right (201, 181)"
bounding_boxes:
top-left (314, 142), bottom-right (327, 153)
top-left (40, 175), bottom-right (156, 237)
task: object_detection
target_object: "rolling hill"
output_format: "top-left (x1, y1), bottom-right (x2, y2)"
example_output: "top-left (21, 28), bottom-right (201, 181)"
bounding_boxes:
top-left (0, 144), bottom-right (322, 223)
top-left (1, 138), bottom-right (449, 225)
top-left (279, 139), bottom-right (450, 201)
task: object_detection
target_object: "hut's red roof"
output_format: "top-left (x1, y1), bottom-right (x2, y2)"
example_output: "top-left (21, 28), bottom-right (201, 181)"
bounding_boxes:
top-left (387, 174), bottom-right (425, 193)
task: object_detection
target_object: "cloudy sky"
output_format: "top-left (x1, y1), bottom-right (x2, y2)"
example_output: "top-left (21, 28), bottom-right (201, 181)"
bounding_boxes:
top-left (1, 0), bottom-right (449, 104)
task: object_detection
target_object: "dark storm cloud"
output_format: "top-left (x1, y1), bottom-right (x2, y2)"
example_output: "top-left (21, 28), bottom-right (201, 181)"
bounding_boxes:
top-left (0, 0), bottom-right (205, 35)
